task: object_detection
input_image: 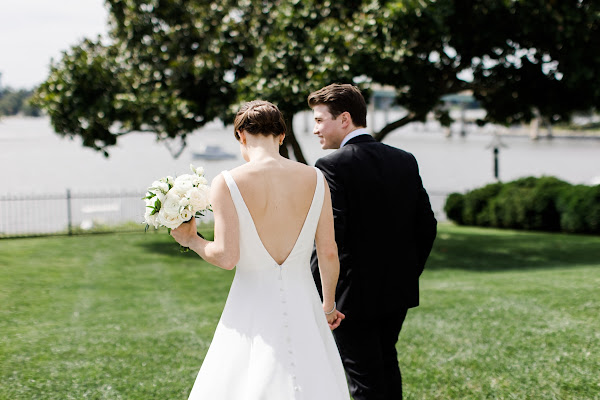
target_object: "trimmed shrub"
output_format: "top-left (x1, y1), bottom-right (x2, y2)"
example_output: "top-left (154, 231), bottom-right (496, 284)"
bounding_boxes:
top-left (444, 177), bottom-right (598, 234)
top-left (557, 185), bottom-right (600, 234)
top-left (461, 182), bottom-right (503, 226)
top-left (487, 183), bottom-right (527, 229)
top-left (489, 176), bottom-right (569, 231)
top-left (526, 177), bottom-right (571, 231)
top-left (444, 193), bottom-right (465, 225)
top-left (589, 185), bottom-right (600, 232)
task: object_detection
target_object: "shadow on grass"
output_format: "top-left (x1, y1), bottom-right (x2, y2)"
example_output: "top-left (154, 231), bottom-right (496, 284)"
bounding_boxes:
top-left (136, 224), bottom-right (600, 271)
top-left (136, 228), bottom-right (215, 258)
top-left (137, 241), bottom-right (200, 257)
top-left (428, 224), bottom-right (600, 271)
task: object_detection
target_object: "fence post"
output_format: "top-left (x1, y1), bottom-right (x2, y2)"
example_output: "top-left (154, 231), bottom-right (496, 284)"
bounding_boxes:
top-left (66, 189), bottom-right (73, 236)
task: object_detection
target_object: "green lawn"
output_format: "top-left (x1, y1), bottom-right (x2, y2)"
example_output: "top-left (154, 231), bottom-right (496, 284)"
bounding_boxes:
top-left (1, 225), bottom-right (598, 399)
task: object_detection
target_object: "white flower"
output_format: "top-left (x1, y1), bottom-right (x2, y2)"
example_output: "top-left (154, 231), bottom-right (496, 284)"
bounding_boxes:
top-left (143, 165), bottom-right (211, 232)
top-left (180, 207), bottom-right (193, 222)
top-left (144, 207), bottom-right (160, 228)
top-left (196, 176), bottom-right (208, 185)
top-left (162, 191), bottom-right (182, 215)
top-left (155, 191), bottom-right (166, 204)
top-left (161, 176), bottom-right (175, 186)
top-left (158, 207), bottom-right (184, 229)
top-left (191, 164), bottom-right (204, 177)
top-left (173, 174), bottom-right (195, 195)
top-left (151, 180), bottom-right (169, 194)
top-left (144, 197), bottom-right (155, 208)
top-left (187, 174), bottom-right (208, 187)
top-left (179, 196), bottom-right (190, 208)
top-left (187, 185), bottom-right (210, 212)
top-left (148, 188), bottom-right (166, 204)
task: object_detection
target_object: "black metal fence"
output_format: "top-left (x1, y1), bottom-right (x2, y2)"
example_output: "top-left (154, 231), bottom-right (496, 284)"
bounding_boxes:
top-left (0, 190), bottom-right (450, 239)
top-left (0, 190), bottom-right (148, 238)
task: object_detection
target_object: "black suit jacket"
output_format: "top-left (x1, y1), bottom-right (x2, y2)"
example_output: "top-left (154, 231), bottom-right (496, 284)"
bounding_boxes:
top-left (311, 134), bottom-right (437, 320)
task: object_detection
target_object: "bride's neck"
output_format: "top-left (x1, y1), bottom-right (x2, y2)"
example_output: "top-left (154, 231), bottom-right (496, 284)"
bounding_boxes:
top-left (246, 147), bottom-right (280, 162)
top-left (244, 136), bottom-right (281, 163)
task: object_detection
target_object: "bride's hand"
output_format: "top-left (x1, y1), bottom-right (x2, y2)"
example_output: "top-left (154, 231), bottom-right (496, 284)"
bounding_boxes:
top-left (326, 310), bottom-right (345, 330)
top-left (170, 217), bottom-right (197, 247)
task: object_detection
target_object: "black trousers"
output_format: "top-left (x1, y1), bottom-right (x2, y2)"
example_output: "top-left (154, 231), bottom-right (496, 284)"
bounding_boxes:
top-left (333, 308), bottom-right (408, 400)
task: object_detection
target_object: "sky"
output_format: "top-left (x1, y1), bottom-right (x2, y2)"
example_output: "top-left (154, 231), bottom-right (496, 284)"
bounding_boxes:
top-left (0, 0), bottom-right (109, 89)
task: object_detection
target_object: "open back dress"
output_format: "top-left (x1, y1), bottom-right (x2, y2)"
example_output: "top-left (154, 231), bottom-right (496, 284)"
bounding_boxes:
top-left (187, 167), bottom-right (350, 400)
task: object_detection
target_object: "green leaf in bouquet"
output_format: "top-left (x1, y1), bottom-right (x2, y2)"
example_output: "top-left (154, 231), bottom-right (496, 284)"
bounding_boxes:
top-left (150, 198), bottom-right (162, 216)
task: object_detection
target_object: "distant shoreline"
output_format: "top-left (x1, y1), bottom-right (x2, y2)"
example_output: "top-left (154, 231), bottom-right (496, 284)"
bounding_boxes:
top-left (3, 114), bottom-right (600, 141)
top-left (497, 129), bottom-right (600, 140)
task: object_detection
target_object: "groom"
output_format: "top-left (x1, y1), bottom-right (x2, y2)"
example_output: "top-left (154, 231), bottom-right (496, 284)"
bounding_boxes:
top-left (309, 84), bottom-right (437, 400)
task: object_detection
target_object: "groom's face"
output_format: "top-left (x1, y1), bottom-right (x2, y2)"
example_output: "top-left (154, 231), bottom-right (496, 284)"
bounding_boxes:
top-left (312, 105), bottom-right (344, 150)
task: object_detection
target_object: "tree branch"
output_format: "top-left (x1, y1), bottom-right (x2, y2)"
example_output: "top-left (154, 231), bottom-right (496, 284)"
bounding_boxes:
top-left (163, 136), bottom-right (187, 159)
top-left (112, 129), bottom-right (157, 136)
top-left (373, 112), bottom-right (424, 142)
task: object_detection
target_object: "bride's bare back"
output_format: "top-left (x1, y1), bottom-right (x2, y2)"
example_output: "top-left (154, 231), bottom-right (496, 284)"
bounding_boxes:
top-left (230, 159), bottom-right (318, 265)
top-left (171, 98), bottom-right (342, 331)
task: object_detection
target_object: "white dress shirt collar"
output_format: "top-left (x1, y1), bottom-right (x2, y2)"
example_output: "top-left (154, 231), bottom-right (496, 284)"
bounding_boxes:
top-left (340, 128), bottom-right (370, 147)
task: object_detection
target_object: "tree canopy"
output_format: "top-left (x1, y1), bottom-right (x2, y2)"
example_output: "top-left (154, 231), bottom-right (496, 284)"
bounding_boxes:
top-left (0, 74), bottom-right (41, 117)
top-left (447, 0), bottom-right (600, 126)
top-left (33, 0), bottom-right (600, 160)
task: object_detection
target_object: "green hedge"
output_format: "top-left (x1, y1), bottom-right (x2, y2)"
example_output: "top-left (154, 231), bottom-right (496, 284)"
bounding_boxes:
top-left (444, 177), bottom-right (600, 234)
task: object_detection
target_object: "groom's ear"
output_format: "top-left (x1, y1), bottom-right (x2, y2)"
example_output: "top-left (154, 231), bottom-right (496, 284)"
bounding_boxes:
top-left (340, 111), bottom-right (351, 128)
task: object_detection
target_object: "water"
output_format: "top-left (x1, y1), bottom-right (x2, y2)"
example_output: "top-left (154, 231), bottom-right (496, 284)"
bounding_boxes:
top-left (1, 115), bottom-right (599, 228)
top-left (2, 115), bottom-right (599, 192)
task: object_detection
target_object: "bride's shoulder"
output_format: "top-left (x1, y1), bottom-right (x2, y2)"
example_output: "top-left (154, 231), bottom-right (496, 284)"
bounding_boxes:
top-left (209, 173), bottom-right (228, 195)
top-left (285, 158), bottom-right (317, 174)
top-left (225, 164), bottom-right (253, 181)
top-left (224, 160), bottom-right (314, 182)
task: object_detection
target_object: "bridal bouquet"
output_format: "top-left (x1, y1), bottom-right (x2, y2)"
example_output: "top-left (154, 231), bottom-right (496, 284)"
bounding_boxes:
top-left (143, 164), bottom-right (212, 231)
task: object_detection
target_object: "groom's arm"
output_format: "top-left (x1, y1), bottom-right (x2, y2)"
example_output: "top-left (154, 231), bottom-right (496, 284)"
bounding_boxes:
top-left (315, 157), bottom-right (347, 254)
top-left (412, 156), bottom-right (437, 276)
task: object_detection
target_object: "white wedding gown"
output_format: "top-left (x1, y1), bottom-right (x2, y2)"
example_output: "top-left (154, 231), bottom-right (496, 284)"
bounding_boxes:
top-left (187, 168), bottom-right (350, 400)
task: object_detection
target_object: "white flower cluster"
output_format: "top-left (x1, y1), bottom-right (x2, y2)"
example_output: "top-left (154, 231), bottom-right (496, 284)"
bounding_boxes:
top-left (143, 164), bottom-right (211, 230)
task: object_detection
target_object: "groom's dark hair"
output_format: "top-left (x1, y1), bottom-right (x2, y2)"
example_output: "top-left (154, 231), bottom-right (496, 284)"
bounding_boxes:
top-left (234, 100), bottom-right (286, 140)
top-left (308, 84), bottom-right (367, 128)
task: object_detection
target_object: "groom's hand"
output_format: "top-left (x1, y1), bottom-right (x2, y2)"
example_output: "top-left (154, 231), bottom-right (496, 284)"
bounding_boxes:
top-left (327, 310), bottom-right (345, 330)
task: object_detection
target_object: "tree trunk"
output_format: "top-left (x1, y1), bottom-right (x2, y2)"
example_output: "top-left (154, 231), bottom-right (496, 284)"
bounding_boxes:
top-left (530, 108), bottom-right (541, 140)
top-left (543, 117), bottom-right (553, 138)
top-left (287, 122), bottom-right (307, 164)
top-left (279, 112), bottom-right (308, 164)
top-left (279, 139), bottom-right (290, 158)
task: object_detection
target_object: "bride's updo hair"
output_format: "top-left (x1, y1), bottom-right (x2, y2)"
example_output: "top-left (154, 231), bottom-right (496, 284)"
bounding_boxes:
top-left (234, 100), bottom-right (286, 140)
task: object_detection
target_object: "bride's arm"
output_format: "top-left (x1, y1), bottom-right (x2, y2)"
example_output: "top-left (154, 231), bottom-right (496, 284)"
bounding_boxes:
top-left (171, 174), bottom-right (240, 270)
top-left (315, 177), bottom-right (344, 329)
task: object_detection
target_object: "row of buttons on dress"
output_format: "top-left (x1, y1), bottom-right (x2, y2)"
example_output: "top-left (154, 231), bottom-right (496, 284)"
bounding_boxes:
top-left (277, 264), bottom-right (301, 394)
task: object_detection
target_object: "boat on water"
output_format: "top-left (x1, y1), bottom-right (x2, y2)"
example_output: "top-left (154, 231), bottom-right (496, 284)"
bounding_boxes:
top-left (192, 145), bottom-right (237, 160)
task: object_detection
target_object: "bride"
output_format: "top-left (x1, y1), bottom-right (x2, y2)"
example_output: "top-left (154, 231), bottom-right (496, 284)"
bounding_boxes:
top-left (171, 100), bottom-right (350, 399)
